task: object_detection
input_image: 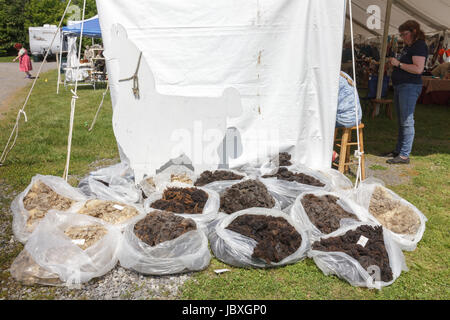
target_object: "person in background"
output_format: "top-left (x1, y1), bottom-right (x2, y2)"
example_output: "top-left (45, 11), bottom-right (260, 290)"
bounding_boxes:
top-left (370, 43), bottom-right (380, 62)
top-left (384, 20), bottom-right (428, 164)
top-left (332, 71), bottom-right (363, 163)
top-left (341, 42), bottom-right (354, 76)
top-left (12, 43), bottom-right (33, 79)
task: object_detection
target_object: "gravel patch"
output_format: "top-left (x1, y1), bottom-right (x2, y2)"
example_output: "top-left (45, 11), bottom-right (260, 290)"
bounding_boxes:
top-left (0, 161), bottom-right (193, 300)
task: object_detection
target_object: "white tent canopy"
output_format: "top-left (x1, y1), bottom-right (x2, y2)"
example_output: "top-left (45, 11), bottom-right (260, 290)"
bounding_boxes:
top-left (345, 0), bottom-right (450, 41)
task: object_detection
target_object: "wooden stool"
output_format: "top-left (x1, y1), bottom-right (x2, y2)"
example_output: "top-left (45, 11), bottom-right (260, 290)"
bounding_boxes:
top-left (369, 99), bottom-right (393, 120)
top-left (333, 123), bottom-right (366, 180)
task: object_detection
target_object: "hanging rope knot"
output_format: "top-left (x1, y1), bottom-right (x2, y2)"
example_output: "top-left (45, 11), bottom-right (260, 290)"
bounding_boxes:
top-left (70, 89), bottom-right (79, 100)
top-left (119, 51), bottom-right (142, 100)
top-left (19, 110), bottom-right (28, 122)
top-left (354, 150), bottom-right (364, 159)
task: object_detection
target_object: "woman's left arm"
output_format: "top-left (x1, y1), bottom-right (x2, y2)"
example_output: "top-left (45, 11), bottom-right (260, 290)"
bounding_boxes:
top-left (396, 56), bottom-right (426, 75)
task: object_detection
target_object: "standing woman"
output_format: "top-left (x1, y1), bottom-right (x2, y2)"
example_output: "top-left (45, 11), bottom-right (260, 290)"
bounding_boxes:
top-left (385, 20), bottom-right (428, 164)
top-left (12, 43), bottom-right (33, 79)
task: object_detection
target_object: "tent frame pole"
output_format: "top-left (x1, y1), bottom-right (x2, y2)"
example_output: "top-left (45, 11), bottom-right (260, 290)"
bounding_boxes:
top-left (376, 0), bottom-right (393, 100)
top-left (57, 31), bottom-right (64, 94)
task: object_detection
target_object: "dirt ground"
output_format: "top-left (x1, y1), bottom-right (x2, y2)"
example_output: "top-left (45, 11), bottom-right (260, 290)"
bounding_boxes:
top-left (0, 62), bottom-right (57, 120)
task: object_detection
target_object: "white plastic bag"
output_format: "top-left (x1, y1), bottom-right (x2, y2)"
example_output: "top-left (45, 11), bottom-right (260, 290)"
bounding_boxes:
top-left (209, 208), bottom-right (310, 268)
top-left (11, 174), bottom-right (87, 244)
top-left (209, 179), bottom-right (282, 214)
top-left (23, 211), bottom-right (122, 286)
top-left (144, 186), bottom-right (220, 228)
top-left (78, 162), bottom-right (141, 204)
top-left (354, 180), bottom-right (427, 251)
top-left (318, 168), bottom-right (354, 193)
top-left (308, 222), bottom-right (408, 289)
top-left (193, 169), bottom-right (248, 189)
top-left (289, 190), bottom-right (372, 243)
top-left (154, 165), bottom-right (197, 192)
top-left (74, 199), bottom-right (146, 231)
top-left (117, 212), bottom-right (211, 275)
top-left (10, 249), bottom-right (64, 286)
top-left (138, 176), bottom-right (157, 199)
top-left (259, 164), bottom-right (332, 210)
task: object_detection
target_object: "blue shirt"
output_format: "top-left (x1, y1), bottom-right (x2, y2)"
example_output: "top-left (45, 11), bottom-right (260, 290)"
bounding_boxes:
top-left (336, 72), bottom-right (362, 128)
top-left (392, 40), bottom-right (428, 86)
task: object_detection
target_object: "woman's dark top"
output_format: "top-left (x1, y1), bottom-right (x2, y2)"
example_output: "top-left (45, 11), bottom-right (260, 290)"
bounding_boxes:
top-left (392, 39), bottom-right (428, 86)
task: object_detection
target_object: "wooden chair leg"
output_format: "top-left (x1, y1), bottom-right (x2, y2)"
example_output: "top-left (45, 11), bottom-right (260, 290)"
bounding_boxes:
top-left (387, 103), bottom-right (393, 120)
top-left (359, 128), bottom-right (366, 180)
top-left (338, 129), bottom-right (349, 174)
top-left (370, 101), bottom-right (377, 119)
top-left (345, 130), bottom-right (352, 173)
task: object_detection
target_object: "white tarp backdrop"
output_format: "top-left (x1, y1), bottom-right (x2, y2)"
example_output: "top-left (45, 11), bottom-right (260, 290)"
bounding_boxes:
top-left (96, 0), bottom-right (347, 182)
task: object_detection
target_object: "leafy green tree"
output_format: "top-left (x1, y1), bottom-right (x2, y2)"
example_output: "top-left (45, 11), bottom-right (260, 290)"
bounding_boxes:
top-left (0, 0), bottom-right (98, 56)
top-left (24, 0), bottom-right (66, 33)
top-left (71, 0), bottom-right (97, 20)
top-left (0, 0), bottom-right (28, 55)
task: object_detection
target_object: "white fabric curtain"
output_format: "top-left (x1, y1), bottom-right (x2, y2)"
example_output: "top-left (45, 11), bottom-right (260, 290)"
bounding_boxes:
top-left (65, 35), bottom-right (89, 82)
top-left (96, 0), bottom-right (347, 179)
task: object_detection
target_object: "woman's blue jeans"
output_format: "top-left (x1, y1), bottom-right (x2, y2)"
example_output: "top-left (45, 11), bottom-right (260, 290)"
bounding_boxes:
top-left (393, 83), bottom-right (423, 158)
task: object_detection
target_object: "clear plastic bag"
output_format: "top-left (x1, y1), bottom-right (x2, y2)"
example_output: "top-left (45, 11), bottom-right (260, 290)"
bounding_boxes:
top-left (138, 176), bottom-right (157, 199)
top-left (193, 169), bottom-right (248, 189)
top-left (74, 199), bottom-right (146, 232)
top-left (143, 187), bottom-right (220, 229)
top-left (78, 162), bottom-right (141, 204)
top-left (10, 249), bottom-right (64, 286)
top-left (207, 179), bottom-right (282, 214)
top-left (354, 180), bottom-right (427, 251)
top-left (11, 174), bottom-right (88, 244)
top-left (209, 208), bottom-right (310, 268)
top-left (289, 190), bottom-right (373, 243)
top-left (117, 212), bottom-right (211, 275)
top-left (23, 211), bottom-right (122, 286)
top-left (308, 222), bottom-right (408, 289)
top-left (259, 164), bottom-right (332, 210)
top-left (154, 165), bottom-right (197, 192)
top-left (318, 168), bottom-right (354, 192)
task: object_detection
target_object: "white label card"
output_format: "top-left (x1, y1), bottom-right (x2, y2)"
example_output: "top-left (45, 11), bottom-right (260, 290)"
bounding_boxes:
top-left (357, 235), bottom-right (369, 247)
top-left (113, 204), bottom-right (125, 211)
top-left (214, 269), bottom-right (231, 274)
top-left (72, 239), bottom-right (86, 246)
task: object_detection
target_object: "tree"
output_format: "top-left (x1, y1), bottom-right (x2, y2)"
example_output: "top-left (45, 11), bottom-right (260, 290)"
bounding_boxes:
top-left (0, 0), bottom-right (98, 55)
top-left (0, 0), bottom-right (28, 55)
top-left (24, 0), bottom-right (66, 33)
top-left (70, 0), bottom-right (97, 20)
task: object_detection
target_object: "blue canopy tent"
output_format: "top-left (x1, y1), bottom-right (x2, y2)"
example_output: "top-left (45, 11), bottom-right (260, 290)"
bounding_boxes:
top-left (62, 15), bottom-right (102, 38)
top-left (57, 15), bottom-right (105, 93)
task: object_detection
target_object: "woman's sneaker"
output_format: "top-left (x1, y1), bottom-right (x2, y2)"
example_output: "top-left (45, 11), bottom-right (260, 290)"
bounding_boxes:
top-left (380, 150), bottom-right (399, 158)
top-left (386, 156), bottom-right (410, 164)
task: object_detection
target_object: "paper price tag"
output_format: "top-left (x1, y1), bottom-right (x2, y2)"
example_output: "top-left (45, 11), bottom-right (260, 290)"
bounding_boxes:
top-left (72, 239), bottom-right (86, 246)
top-left (113, 204), bottom-right (125, 211)
top-left (357, 235), bottom-right (369, 247)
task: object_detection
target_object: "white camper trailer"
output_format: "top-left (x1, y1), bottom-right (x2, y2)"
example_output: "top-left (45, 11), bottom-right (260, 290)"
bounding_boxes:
top-left (28, 24), bottom-right (65, 61)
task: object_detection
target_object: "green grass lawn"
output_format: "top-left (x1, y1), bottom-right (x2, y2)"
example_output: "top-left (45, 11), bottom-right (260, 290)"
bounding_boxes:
top-left (0, 56), bottom-right (17, 63)
top-left (0, 70), bottom-right (448, 300)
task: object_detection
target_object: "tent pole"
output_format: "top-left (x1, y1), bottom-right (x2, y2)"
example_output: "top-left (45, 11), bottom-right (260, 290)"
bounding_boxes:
top-left (57, 31), bottom-right (63, 94)
top-left (376, 0), bottom-right (393, 100)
